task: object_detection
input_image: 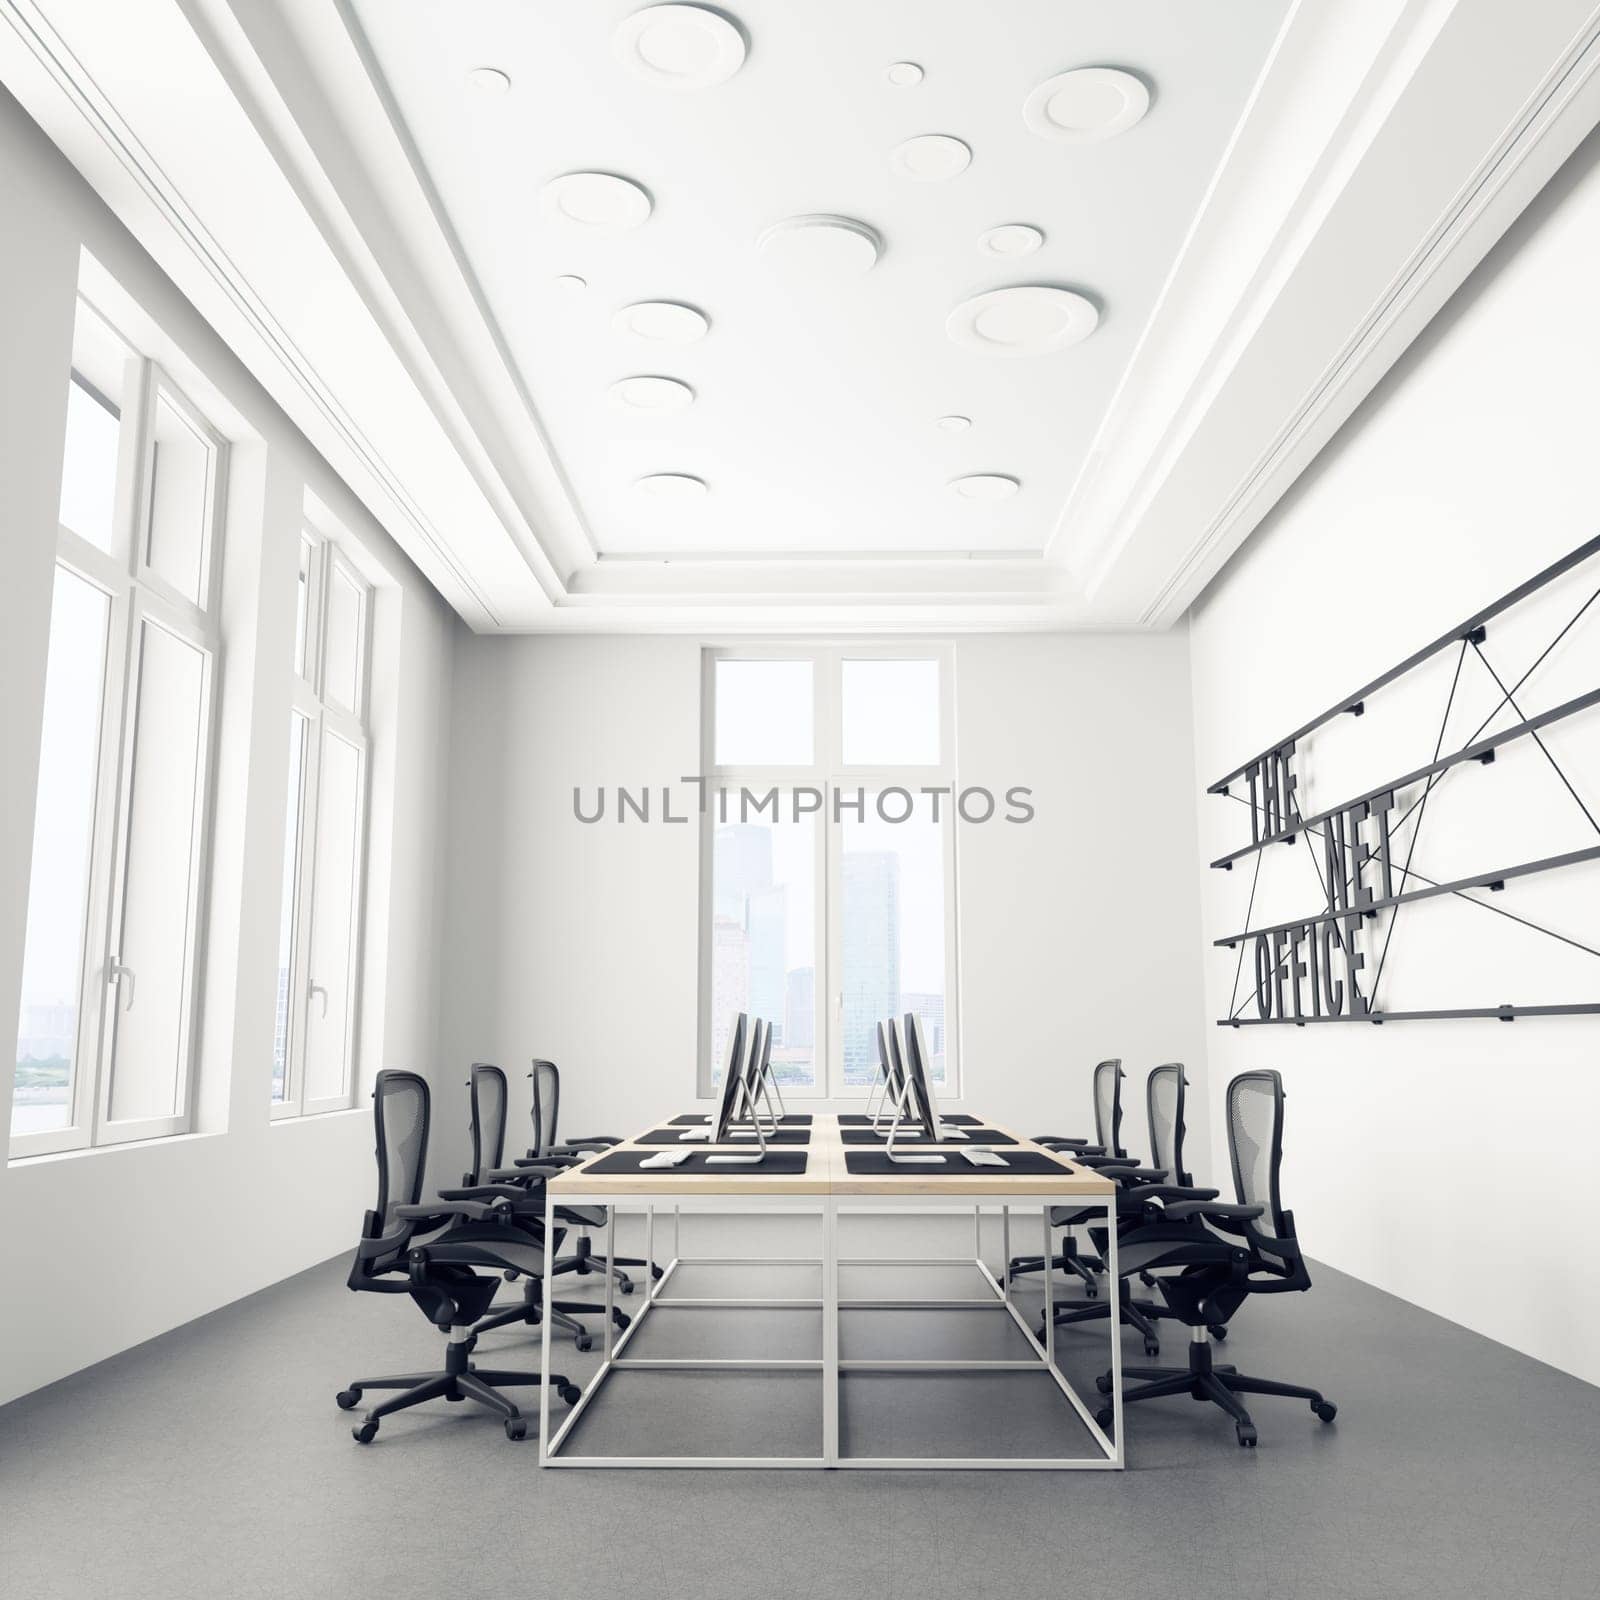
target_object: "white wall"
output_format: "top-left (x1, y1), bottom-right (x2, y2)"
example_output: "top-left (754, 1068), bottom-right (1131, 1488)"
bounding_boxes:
top-left (0, 87), bottom-right (458, 1406)
top-left (1189, 127), bottom-right (1600, 1386)
top-left (436, 630), bottom-right (1208, 1188)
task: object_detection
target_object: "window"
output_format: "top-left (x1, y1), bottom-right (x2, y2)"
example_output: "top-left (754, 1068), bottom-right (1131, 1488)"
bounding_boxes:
top-left (11, 300), bottom-right (226, 1158)
top-left (272, 530), bottom-right (371, 1117)
top-left (699, 646), bottom-right (958, 1098)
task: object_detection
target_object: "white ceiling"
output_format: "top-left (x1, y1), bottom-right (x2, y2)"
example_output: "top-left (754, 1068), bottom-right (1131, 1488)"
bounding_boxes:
top-left (5, 0), bottom-right (1600, 631)
top-left (349, 0), bottom-right (1288, 563)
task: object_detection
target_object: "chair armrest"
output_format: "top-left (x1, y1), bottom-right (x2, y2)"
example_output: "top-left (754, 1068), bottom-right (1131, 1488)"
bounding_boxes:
top-left (1078, 1156), bottom-right (1139, 1172)
top-left (483, 1165), bottom-right (563, 1185)
top-left (1110, 1166), bottom-right (1169, 1185)
top-left (394, 1199), bottom-right (504, 1225)
top-left (1033, 1135), bottom-right (1096, 1149)
top-left (515, 1152), bottom-right (585, 1168)
top-left (355, 1225), bottom-right (412, 1261)
top-left (1121, 1183), bottom-right (1220, 1206)
top-left (563, 1137), bottom-right (620, 1148)
top-left (437, 1184), bottom-right (546, 1206)
top-left (1161, 1200), bottom-right (1264, 1226)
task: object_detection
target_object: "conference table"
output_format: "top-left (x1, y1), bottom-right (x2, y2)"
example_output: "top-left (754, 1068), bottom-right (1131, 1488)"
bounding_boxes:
top-left (537, 1113), bottom-right (1123, 1469)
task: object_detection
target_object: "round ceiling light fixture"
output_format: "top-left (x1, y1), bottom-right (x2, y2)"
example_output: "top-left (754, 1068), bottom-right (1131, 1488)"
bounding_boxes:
top-left (947, 285), bottom-right (1099, 356)
top-left (613, 300), bottom-right (710, 343)
top-left (614, 5), bottom-right (747, 90)
top-left (890, 133), bottom-right (972, 181)
top-left (636, 472), bottom-right (708, 500)
top-left (610, 375), bottom-right (695, 411)
top-left (542, 171), bottom-right (653, 231)
top-left (950, 474), bottom-right (1020, 501)
top-left (467, 66), bottom-right (512, 95)
top-left (936, 414), bottom-right (972, 433)
top-left (758, 215), bottom-right (881, 277)
top-left (1023, 67), bottom-right (1149, 143)
top-left (885, 61), bottom-right (924, 86)
top-left (979, 223), bottom-right (1044, 258)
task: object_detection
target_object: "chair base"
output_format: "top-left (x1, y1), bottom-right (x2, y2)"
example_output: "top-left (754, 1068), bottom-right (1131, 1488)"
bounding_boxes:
top-left (1041, 1281), bottom-right (1164, 1355)
top-left (552, 1232), bottom-right (665, 1295)
top-left (1006, 1230), bottom-right (1102, 1294)
top-left (337, 1328), bottom-right (580, 1443)
top-left (474, 1278), bottom-right (630, 1349)
top-left (1094, 1329), bottom-right (1336, 1447)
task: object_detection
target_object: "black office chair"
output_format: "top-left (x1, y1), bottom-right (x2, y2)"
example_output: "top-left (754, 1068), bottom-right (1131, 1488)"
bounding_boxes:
top-left (528, 1059), bottom-right (662, 1294)
top-left (1093, 1069), bottom-right (1339, 1447)
top-left (1008, 1059), bottom-right (1135, 1291)
top-left (462, 1062), bottom-right (620, 1351)
top-left (335, 1070), bottom-right (581, 1443)
top-left (1037, 1063), bottom-right (1222, 1355)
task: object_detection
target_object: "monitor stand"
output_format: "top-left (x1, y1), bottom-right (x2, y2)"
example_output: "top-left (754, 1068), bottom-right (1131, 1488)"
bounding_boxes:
top-left (705, 1151), bottom-right (766, 1165)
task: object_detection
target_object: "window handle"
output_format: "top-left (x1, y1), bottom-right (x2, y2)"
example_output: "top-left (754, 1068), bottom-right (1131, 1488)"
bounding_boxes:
top-left (308, 980), bottom-right (328, 1019)
top-left (109, 960), bottom-right (136, 1012)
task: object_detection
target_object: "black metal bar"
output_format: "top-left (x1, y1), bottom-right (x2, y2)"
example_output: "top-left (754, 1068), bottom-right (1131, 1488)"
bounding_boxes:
top-left (1208, 685), bottom-right (1600, 869)
top-left (1206, 531), bottom-right (1600, 793)
top-left (1213, 845), bottom-right (1600, 947)
top-left (1220, 1003), bottom-right (1600, 1026)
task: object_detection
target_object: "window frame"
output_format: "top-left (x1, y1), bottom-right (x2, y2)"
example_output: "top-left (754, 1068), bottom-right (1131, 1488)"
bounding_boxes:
top-left (271, 531), bottom-right (372, 1121)
top-left (11, 313), bottom-right (227, 1160)
top-left (697, 643), bottom-right (959, 1101)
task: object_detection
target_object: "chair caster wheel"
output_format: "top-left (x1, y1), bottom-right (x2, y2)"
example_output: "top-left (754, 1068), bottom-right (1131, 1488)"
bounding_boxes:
top-left (573, 1334), bottom-right (593, 1352)
top-left (1236, 1424), bottom-right (1257, 1447)
top-left (1143, 1340), bottom-right (1160, 1358)
top-left (650, 1264), bottom-right (665, 1280)
top-left (1095, 1373), bottom-right (1114, 1395)
top-left (1094, 1407), bottom-right (1113, 1429)
top-left (1313, 1401), bottom-right (1337, 1423)
top-left (617, 1277), bottom-right (634, 1296)
top-left (352, 1420), bottom-right (378, 1444)
top-left (560, 1383), bottom-right (582, 1406)
top-left (504, 1269), bottom-right (518, 1282)
top-left (1209, 1324), bottom-right (1227, 1342)
top-left (612, 1308), bottom-right (631, 1330)
top-left (335, 1388), bottom-right (362, 1410)
top-left (505, 1418), bottom-right (528, 1441)
top-left (1084, 1285), bottom-right (1098, 1299)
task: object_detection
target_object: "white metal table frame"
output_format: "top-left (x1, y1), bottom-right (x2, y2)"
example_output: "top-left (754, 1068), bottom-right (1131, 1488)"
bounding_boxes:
top-left (538, 1190), bottom-right (1123, 1469)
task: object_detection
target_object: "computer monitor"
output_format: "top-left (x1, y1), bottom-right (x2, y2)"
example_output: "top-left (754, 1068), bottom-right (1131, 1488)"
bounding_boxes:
top-left (726, 1017), bottom-right (778, 1137)
top-left (708, 1013), bottom-right (768, 1164)
top-left (901, 1011), bottom-right (942, 1141)
top-left (872, 1014), bottom-right (910, 1129)
top-left (710, 1013), bottom-right (749, 1142)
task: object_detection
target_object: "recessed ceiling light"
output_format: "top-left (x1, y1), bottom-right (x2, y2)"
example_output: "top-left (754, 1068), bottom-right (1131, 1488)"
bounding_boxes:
top-left (890, 134), bottom-right (972, 182)
top-left (615, 5), bottom-right (747, 90)
top-left (637, 472), bottom-right (708, 500)
top-left (552, 274), bottom-right (588, 292)
top-left (1023, 67), bottom-right (1150, 143)
top-left (936, 414), bottom-right (972, 433)
top-left (613, 301), bottom-right (710, 344)
top-left (543, 172), bottom-right (653, 231)
top-left (758, 215), bottom-right (881, 277)
top-left (979, 223), bottom-right (1044, 258)
top-left (950, 474), bottom-right (1020, 501)
top-left (610, 375), bottom-right (695, 411)
top-left (467, 66), bottom-right (511, 95)
top-left (885, 61), bottom-right (924, 86)
top-left (947, 286), bottom-right (1099, 355)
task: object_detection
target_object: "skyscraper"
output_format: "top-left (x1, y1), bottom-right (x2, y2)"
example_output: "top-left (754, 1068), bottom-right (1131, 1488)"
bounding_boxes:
top-left (785, 965), bottom-right (815, 1050)
top-left (841, 850), bottom-right (899, 1083)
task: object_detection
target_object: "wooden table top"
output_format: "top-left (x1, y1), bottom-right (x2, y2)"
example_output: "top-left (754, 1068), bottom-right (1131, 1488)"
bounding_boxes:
top-left (546, 1114), bottom-right (1115, 1198)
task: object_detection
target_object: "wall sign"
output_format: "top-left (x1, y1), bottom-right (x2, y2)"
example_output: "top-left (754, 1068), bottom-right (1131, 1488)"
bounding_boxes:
top-left (1208, 533), bottom-right (1600, 1026)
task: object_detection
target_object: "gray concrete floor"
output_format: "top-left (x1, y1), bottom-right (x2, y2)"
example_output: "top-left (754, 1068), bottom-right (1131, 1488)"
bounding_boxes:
top-left (1, 1212), bottom-right (1597, 1600)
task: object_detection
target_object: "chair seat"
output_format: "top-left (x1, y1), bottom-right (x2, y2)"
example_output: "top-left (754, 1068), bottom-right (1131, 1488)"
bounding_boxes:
top-left (556, 1204), bottom-right (608, 1228)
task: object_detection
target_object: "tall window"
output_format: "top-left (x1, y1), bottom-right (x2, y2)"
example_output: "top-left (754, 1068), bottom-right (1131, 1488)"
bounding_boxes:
top-left (271, 528), bottom-right (371, 1117)
top-left (699, 646), bottom-right (958, 1098)
top-left (11, 300), bottom-right (226, 1158)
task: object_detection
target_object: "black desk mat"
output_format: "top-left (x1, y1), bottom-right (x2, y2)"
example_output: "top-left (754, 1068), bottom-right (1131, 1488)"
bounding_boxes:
top-left (669, 1113), bottom-right (812, 1126)
top-left (636, 1126), bottom-right (811, 1145)
top-left (840, 1127), bottom-right (1016, 1145)
top-left (838, 1112), bottom-right (979, 1126)
top-left (585, 1149), bottom-right (810, 1176)
top-left (843, 1149), bottom-right (1074, 1176)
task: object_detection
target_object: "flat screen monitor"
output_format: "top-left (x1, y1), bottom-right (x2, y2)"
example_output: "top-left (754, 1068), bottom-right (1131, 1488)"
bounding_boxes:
top-left (900, 1011), bottom-right (941, 1141)
top-left (711, 1013), bottom-right (749, 1142)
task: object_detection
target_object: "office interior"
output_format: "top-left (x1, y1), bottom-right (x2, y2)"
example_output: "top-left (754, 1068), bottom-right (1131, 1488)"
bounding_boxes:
top-left (1, 3), bottom-right (1598, 1597)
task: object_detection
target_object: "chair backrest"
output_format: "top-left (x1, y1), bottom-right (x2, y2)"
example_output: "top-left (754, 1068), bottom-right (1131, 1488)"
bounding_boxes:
top-left (373, 1069), bottom-right (430, 1231)
top-left (1226, 1068), bottom-right (1288, 1239)
top-left (1145, 1062), bottom-right (1189, 1186)
top-left (1092, 1058), bottom-right (1125, 1157)
top-left (467, 1062), bottom-right (508, 1184)
top-left (530, 1059), bottom-right (560, 1155)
